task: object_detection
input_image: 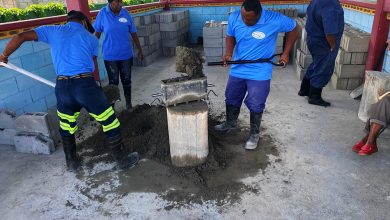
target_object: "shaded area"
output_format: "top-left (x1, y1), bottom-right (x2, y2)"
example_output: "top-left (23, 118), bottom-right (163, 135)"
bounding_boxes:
top-left (76, 104), bottom-right (279, 208)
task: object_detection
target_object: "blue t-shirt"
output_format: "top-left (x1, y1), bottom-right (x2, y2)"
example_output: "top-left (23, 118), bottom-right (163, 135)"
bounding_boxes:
top-left (93, 4), bottom-right (137, 61)
top-left (35, 22), bottom-right (99, 76)
top-left (227, 10), bottom-right (296, 81)
top-left (306, 0), bottom-right (344, 39)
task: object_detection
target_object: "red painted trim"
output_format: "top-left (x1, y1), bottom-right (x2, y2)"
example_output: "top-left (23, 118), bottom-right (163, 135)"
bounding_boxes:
top-left (365, 0), bottom-right (389, 71)
top-left (0, 15), bottom-right (67, 30)
top-left (339, 0), bottom-right (376, 9)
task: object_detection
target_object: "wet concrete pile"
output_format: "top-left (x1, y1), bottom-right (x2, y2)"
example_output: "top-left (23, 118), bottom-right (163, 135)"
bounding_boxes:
top-left (76, 105), bottom-right (279, 207)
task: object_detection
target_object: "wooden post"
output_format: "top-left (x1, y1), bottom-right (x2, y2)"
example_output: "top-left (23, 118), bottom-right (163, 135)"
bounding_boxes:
top-left (167, 101), bottom-right (208, 167)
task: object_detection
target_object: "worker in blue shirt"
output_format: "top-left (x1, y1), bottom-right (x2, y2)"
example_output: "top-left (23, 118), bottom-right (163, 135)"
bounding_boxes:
top-left (0, 11), bottom-right (139, 172)
top-left (94, 0), bottom-right (144, 109)
top-left (298, 0), bottom-right (344, 107)
top-left (215, 0), bottom-right (299, 150)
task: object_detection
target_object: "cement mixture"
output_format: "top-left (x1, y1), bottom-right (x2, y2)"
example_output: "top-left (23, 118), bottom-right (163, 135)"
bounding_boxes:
top-left (75, 104), bottom-right (278, 208)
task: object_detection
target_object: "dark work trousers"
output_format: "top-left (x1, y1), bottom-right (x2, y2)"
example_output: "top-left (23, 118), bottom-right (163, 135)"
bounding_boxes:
top-left (225, 75), bottom-right (271, 113)
top-left (304, 36), bottom-right (340, 88)
top-left (55, 75), bottom-right (120, 138)
top-left (104, 58), bottom-right (133, 87)
top-left (365, 95), bottom-right (390, 133)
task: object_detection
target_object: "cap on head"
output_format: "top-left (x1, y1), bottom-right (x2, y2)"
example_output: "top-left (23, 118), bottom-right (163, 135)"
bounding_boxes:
top-left (67, 10), bottom-right (95, 33)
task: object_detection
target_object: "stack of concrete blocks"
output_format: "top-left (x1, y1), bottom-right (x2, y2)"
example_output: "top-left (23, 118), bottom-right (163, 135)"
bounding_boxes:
top-left (13, 112), bottom-right (55, 154)
top-left (155, 10), bottom-right (190, 57)
top-left (269, 8), bottom-right (298, 18)
top-left (331, 25), bottom-right (370, 90)
top-left (203, 22), bottom-right (227, 63)
top-left (294, 18), bottom-right (311, 80)
top-left (133, 15), bottom-right (162, 67)
top-left (275, 33), bottom-right (285, 55)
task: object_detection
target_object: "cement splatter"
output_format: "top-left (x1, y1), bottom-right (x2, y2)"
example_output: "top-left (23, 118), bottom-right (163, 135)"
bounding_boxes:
top-left (76, 104), bottom-right (279, 209)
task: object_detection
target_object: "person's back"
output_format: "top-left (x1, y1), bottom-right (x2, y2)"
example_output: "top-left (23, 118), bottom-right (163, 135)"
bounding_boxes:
top-left (306, 0), bottom-right (344, 39)
top-left (35, 22), bottom-right (98, 76)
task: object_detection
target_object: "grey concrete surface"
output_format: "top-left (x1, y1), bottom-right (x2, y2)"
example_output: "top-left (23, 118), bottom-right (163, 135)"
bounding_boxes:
top-left (0, 56), bottom-right (390, 219)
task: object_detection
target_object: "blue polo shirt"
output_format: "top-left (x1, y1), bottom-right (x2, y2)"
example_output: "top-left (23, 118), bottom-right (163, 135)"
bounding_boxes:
top-left (93, 4), bottom-right (137, 61)
top-left (306, 0), bottom-right (344, 39)
top-left (227, 10), bottom-right (296, 81)
top-left (34, 22), bottom-right (99, 76)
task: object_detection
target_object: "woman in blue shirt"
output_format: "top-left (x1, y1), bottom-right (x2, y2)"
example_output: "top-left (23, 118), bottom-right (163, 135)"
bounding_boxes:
top-left (94, 0), bottom-right (144, 109)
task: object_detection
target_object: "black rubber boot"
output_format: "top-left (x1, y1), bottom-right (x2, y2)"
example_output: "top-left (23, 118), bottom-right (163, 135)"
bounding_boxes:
top-left (215, 104), bottom-right (240, 132)
top-left (308, 86), bottom-right (331, 107)
top-left (123, 84), bottom-right (132, 109)
top-left (108, 134), bottom-right (139, 170)
top-left (62, 135), bottom-right (81, 172)
top-left (244, 112), bottom-right (263, 150)
top-left (298, 77), bottom-right (310, 97)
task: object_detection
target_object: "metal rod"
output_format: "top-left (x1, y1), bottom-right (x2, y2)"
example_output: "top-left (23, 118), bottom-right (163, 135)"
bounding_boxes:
top-left (207, 53), bottom-right (284, 66)
top-left (0, 62), bottom-right (56, 88)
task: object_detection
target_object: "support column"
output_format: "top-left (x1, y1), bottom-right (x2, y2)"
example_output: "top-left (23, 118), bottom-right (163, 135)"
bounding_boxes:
top-left (365, 0), bottom-right (390, 71)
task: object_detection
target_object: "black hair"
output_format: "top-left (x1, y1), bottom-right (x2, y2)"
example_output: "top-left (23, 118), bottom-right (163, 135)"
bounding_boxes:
top-left (67, 10), bottom-right (95, 33)
top-left (242, 0), bottom-right (262, 15)
top-left (108, 0), bottom-right (115, 3)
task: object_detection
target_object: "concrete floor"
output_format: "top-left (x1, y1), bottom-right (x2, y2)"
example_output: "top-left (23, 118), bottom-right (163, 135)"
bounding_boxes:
top-left (1, 56), bottom-right (390, 219)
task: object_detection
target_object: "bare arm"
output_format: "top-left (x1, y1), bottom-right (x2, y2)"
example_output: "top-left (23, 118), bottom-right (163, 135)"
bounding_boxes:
top-left (326, 34), bottom-right (337, 51)
top-left (131, 32), bottom-right (144, 60)
top-left (280, 24), bottom-right (300, 66)
top-left (0, 30), bottom-right (38, 63)
top-left (223, 35), bottom-right (236, 66)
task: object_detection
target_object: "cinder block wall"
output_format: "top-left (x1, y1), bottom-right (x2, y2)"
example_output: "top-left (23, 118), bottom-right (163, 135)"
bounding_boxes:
top-left (171, 4), bottom-right (308, 44)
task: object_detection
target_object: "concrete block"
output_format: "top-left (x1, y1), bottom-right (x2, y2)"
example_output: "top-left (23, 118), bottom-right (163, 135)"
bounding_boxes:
top-left (133, 16), bottom-right (141, 26)
top-left (298, 49), bottom-right (313, 69)
top-left (161, 31), bottom-right (178, 40)
top-left (204, 38), bottom-right (223, 48)
top-left (160, 22), bottom-right (179, 32)
top-left (276, 35), bottom-right (284, 47)
top-left (336, 49), bottom-right (352, 64)
top-left (144, 32), bottom-right (161, 45)
top-left (0, 128), bottom-right (17, 145)
top-left (351, 52), bottom-right (367, 65)
top-left (30, 84), bottom-right (54, 101)
top-left (162, 37), bottom-right (185, 48)
top-left (347, 78), bottom-right (363, 90)
top-left (135, 49), bottom-right (162, 67)
top-left (275, 46), bottom-right (283, 55)
top-left (167, 101), bottom-right (208, 167)
top-left (15, 112), bottom-right (51, 136)
top-left (0, 109), bottom-right (16, 129)
top-left (331, 74), bottom-right (348, 90)
top-left (334, 61), bottom-right (365, 78)
top-left (162, 47), bottom-right (176, 57)
top-left (341, 28), bottom-right (370, 52)
top-left (14, 132), bottom-right (54, 155)
top-left (358, 71), bottom-right (390, 121)
top-left (204, 47), bottom-right (223, 57)
top-left (137, 25), bottom-right (152, 37)
top-left (300, 40), bottom-right (310, 54)
top-left (203, 26), bottom-right (223, 39)
top-left (151, 23), bottom-right (160, 34)
top-left (141, 15), bottom-right (153, 25)
top-left (206, 56), bottom-right (222, 63)
top-left (295, 60), bottom-right (305, 80)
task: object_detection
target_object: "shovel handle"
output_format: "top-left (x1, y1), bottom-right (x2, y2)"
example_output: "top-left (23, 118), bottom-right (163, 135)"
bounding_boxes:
top-left (207, 53), bottom-right (284, 66)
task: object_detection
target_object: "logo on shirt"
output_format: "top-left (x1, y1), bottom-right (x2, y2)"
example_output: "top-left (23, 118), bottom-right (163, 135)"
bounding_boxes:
top-left (252, 31), bottom-right (265, 40)
top-left (119, 17), bottom-right (128, 23)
